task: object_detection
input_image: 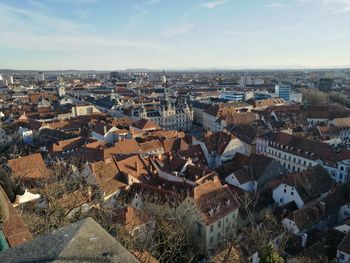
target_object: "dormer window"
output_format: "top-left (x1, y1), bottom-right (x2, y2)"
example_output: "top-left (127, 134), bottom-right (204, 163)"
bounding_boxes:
top-left (209, 209), bottom-right (214, 216)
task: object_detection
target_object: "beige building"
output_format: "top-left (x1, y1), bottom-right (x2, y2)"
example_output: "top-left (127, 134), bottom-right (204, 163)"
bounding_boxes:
top-left (202, 103), bottom-right (254, 132)
top-left (139, 100), bottom-right (193, 131)
top-left (71, 104), bottom-right (100, 117)
top-left (178, 176), bottom-right (240, 257)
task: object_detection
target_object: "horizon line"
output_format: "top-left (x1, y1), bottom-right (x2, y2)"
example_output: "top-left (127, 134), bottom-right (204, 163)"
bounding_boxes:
top-left (1, 66), bottom-right (350, 73)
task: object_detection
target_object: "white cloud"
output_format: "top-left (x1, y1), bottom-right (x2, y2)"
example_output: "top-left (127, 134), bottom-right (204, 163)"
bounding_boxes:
top-left (163, 23), bottom-right (194, 37)
top-left (0, 33), bottom-right (173, 52)
top-left (0, 3), bottom-right (84, 33)
top-left (295, 0), bottom-right (350, 13)
top-left (203, 0), bottom-right (226, 9)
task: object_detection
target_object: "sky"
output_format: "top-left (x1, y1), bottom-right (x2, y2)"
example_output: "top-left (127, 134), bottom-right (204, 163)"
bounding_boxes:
top-left (0, 0), bottom-right (350, 70)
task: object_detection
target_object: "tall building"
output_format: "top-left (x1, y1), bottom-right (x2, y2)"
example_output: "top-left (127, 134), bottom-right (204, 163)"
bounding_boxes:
top-left (275, 85), bottom-right (291, 101)
top-left (57, 83), bottom-right (66, 97)
top-left (37, 72), bottom-right (45, 82)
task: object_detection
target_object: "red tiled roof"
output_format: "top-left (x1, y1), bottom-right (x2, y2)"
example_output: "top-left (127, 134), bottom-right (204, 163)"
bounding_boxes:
top-left (132, 119), bottom-right (160, 131)
top-left (194, 176), bottom-right (239, 225)
top-left (8, 153), bottom-right (50, 180)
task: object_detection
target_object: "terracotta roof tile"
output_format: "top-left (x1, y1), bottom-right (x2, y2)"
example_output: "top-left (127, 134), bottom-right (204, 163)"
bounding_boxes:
top-left (115, 155), bottom-right (150, 181)
top-left (132, 119), bottom-right (160, 131)
top-left (194, 176), bottom-right (239, 225)
top-left (8, 153), bottom-right (50, 180)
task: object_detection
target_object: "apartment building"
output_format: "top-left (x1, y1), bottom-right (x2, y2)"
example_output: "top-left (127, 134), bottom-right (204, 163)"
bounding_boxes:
top-left (257, 131), bottom-right (350, 183)
top-left (178, 176), bottom-right (239, 256)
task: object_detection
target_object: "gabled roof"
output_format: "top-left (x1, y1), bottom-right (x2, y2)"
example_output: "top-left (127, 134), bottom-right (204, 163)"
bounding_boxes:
top-left (57, 190), bottom-right (89, 211)
top-left (153, 154), bottom-right (188, 173)
top-left (286, 206), bottom-right (321, 231)
top-left (139, 140), bottom-right (163, 152)
top-left (303, 104), bottom-right (350, 120)
top-left (224, 112), bottom-right (257, 126)
top-left (89, 158), bottom-right (126, 196)
top-left (265, 131), bottom-right (350, 163)
top-left (114, 206), bottom-right (152, 233)
top-left (8, 153), bottom-right (50, 180)
top-left (226, 124), bottom-right (258, 144)
top-left (115, 155), bottom-right (150, 181)
top-left (161, 138), bottom-right (189, 153)
top-left (215, 153), bottom-right (250, 179)
top-left (51, 137), bottom-right (95, 153)
top-left (132, 119), bottom-right (160, 131)
top-left (127, 182), bottom-right (181, 205)
top-left (203, 131), bottom-right (236, 155)
top-left (193, 176), bottom-right (239, 225)
top-left (281, 165), bottom-right (333, 203)
top-left (91, 123), bottom-right (115, 136)
top-left (103, 139), bottom-right (142, 158)
top-left (177, 144), bottom-right (207, 166)
top-left (254, 98), bottom-right (286, 108)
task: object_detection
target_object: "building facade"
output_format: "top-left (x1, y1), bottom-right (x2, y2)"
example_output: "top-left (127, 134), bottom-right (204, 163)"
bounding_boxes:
top-left (139, 92), bottom-right (193, 131)
top-left (257, 131), bottom-right (350, 183)
top-left (275, 85), bottom-right (291, 101)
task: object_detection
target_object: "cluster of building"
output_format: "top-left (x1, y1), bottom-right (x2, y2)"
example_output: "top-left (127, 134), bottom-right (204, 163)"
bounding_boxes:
top-left (1, 70), bottom-right (350, 262)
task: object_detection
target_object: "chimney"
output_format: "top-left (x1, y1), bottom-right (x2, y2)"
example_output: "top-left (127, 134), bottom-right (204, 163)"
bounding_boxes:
top-left (87, 186), bottom-right (93, 202)
top-left (135, 161), bottom-right (139, 172)
top-left (320, 201), bottom-right (326, 216)
top-left (104, 125), bottom-right (107, 135)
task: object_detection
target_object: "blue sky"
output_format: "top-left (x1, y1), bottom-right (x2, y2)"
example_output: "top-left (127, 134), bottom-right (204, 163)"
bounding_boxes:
top-left (1, 0), bottom-right (350, 70)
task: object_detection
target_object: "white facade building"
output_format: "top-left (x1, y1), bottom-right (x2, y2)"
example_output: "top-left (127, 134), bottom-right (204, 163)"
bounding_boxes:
top-left (257, 131), bottom-right (350, 184)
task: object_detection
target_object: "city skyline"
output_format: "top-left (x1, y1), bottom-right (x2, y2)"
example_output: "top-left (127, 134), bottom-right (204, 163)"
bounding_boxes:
top-left (1, 0), bottom-right (350, 70)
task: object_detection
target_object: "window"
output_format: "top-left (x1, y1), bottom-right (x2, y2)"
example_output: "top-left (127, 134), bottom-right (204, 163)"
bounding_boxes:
top-left (340, 253), bottom-right (345, 260)
top-left (291, 191), bottom-right (294, 196)
top-left (217, 221), bottom-right (221, 228)
top-left (197, 223), bottom-right (202, 236)
top-left (284, 189), bottom-right (286, 193)
top-left (210, 237), bottom-right (213, 244)
top-left (210, 225), bottom-right (214, 233)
